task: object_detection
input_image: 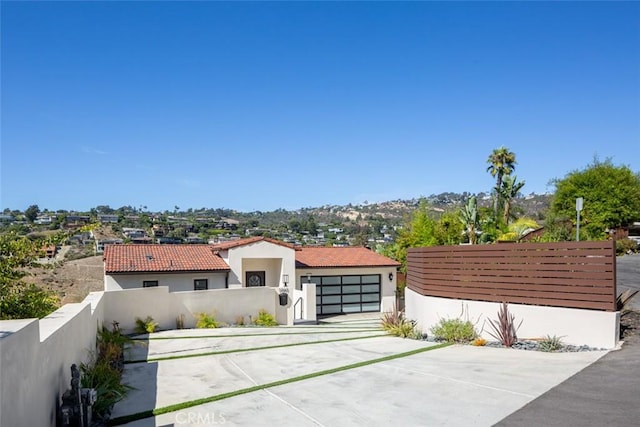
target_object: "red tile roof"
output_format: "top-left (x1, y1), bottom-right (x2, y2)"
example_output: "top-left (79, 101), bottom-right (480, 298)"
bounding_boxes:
top-left (104, 241), bottom-right (399, 274)
top-left (211, 236), bottom-right (295, 251)
top-left (295, 247), bottom-right (401, 268)
top-left (104, 244), bottom-right (230, 273)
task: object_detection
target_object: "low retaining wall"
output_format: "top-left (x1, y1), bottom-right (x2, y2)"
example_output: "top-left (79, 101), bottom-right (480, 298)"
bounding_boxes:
top-left (0, 286), bottom-right (295, 426)
top-left (0, 292), bottom-right (105, 427)
top-left (102, 286), bottom-right (287, 332)
top-left (405, 288), bottom-right (620, 349)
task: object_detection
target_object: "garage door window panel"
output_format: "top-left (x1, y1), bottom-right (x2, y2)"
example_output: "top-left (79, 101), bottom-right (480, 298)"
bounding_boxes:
top-left (342, 304), bottom-right (362, 313)
top-left (362, 302), bottom-right (380, 311)
top-left (342, 285), bottom-right (361, 294)
top-left (322, 295), bottom-right (341, 304)
top-left (362, 284), bottom-right (380, 293)
top-left (342, 294), bottom-right (361, 303)
top-left (322, 286), bottom-right (341, 295)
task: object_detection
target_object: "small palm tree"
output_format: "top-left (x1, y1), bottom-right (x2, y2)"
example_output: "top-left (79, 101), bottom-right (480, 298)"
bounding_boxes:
top-left (498, 175), bottom-right (526, 225)
top-left (487, 147), bottom-right (517, 217)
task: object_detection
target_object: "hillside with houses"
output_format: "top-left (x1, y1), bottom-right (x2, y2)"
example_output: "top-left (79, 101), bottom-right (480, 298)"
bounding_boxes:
top-left (1, 192), bottom-right (552, 252)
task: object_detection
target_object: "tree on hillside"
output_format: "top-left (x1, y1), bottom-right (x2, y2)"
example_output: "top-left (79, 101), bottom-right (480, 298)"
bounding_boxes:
top-left (498, 175), bottom-right (526, 225)
top-left (381, 200), bottom-right (438, 271)
top-left (487, 147), bottom-right (517, 217)
top-left (434, 211), bottom-right (464, 246)
top-left (24, 204), bottom-right (40, 223)
top-left (497, 217), bottom-right (539, 241)
top-left (0, 233), bottom-right (59, 319)
top-left (549, 158), bottom-right (640, 239)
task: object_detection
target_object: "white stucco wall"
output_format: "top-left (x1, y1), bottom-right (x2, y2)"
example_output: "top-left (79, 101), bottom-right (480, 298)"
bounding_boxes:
top-left (405, 288), bottom-right (620, 349)
top-left (105, 271), bottom-right (228, 292)
top-left (0, 292), bottom-right (105, 427)
top-left (294, 266), bottom-right (397, 313)
top-left (175, 287), bottom-right (284, 327)
top-left (0, 284), bottom-right (292, 427)
top-left (223, 241), bottom-right (296, 289)
top-left (101, 286), bottom-right (287, 331)
top-left (293, 282), bottom-right (317, 322)
top-left (242, 258), bottom-right (281, 286)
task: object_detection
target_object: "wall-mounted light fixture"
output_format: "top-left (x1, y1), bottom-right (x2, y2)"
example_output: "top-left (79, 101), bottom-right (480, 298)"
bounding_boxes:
top-left (282, 274), bottom-right (289, 287)
top-left (306, 273), bottom-right (312, 283)
top-left (388, 272), bottom-right (394, 281)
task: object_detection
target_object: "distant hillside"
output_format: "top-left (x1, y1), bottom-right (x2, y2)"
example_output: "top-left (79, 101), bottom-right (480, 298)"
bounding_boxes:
top-left (281, 192), bottom-right (551, 225)
top-left (1, 192), bottom-right (552, 248)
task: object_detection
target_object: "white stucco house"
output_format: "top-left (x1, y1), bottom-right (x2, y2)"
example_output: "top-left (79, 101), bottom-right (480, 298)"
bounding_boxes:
top-left (104, 236), bottom-right (400, 315)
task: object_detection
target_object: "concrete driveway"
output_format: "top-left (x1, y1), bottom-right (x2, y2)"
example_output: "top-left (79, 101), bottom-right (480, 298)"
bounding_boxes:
top-left (111, 316), bottom-right (607, 427)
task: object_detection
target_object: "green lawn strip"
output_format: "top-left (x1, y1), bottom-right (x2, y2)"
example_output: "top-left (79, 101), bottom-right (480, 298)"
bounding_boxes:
top-left (126, 333), bottom-right (388, 364)
top-left (144, 328), bottom-right (382, 340)
top-left (296, 323), bottom-right (381, 329)
top-left (111, 341), bottom-right (451, 426)
top-left (258, 328), bottom-right (377, 329)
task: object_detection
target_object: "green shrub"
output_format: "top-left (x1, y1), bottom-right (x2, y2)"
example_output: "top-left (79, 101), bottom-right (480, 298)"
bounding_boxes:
top-left (80, 356), bottom-right (132, 419)
top-left (430, 318), bottom-right (478, 343)
top-left (386, 318), bottom-right (421, 339)
top-left (617, 238), bottom-right (639, 255)
top-left (0, 283), bottom-right (59, 320)
top-left (539, 335), bottom-right (564, 352)
top-left (96, 323), bottom-right (133, 370)
top-left (81, 322), bottom-right (133, 421)
top-left (382, 306), bottom-right (421, 339)
top-left (196, 312), bottom-right (220, 329)
top-left (134, 316), bottom-right (158, 334)
top-left (253, 309), bottom-right (278, 326)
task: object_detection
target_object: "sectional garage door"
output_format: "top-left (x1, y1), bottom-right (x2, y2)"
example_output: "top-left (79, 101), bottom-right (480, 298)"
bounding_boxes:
top-left (307, 274), bottom-right (381, 315)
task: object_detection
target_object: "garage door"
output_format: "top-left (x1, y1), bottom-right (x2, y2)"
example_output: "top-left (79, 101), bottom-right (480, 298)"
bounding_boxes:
top-left (307, 274), bottom-right (381, 315)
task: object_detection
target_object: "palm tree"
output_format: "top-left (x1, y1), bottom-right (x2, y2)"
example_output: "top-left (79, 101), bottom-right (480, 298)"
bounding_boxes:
top-left (486, 147), bottom-right (517, 217)
top-left (498, 175), bottom-right (525, 225)
top-left (459, 196), bottom-right (479, 244)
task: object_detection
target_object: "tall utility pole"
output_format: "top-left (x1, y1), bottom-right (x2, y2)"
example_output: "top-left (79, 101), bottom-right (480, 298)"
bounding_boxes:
top-left (576, 197), bottom-right (583, 241)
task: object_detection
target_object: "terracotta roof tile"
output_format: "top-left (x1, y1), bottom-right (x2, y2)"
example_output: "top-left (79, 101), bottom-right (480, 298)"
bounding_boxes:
top-left (295, 246), bottom-right (401, 268)
top-left (104, 244), bottom-right (229, 273)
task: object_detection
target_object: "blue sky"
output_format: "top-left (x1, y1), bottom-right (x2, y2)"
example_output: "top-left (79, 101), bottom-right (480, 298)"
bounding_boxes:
top-left (1, 1), bottom-right (639, 213)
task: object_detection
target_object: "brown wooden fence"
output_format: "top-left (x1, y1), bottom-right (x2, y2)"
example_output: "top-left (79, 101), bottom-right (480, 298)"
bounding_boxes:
top-left (407, 241), bottom-right (616, 311)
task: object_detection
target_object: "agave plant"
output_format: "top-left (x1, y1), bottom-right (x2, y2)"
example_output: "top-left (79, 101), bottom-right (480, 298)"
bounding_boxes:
top-left (539, 335), bottom-right (564, 352)
top-left (486, 302), bottom-right (522, 347)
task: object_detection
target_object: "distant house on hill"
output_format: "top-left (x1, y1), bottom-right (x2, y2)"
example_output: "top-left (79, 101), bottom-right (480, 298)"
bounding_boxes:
top-left (96, 238), bottom-right (123, 254)
top-left (0, 214), bottom-right (15, 222)
top-left (98, 214), bottom-right (119, 224)
top-left (35, 215), bottom-right (54, 225)
top-left (65, 215), bottom-right (90, 227)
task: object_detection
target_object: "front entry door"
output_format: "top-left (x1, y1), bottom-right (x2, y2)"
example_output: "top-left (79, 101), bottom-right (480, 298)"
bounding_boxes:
top-left (246, 271), bottom-right (266, 287)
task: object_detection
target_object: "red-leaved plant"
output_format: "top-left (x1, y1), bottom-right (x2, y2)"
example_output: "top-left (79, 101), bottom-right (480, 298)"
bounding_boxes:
top-left (487, 302), bottom-right (522, 347)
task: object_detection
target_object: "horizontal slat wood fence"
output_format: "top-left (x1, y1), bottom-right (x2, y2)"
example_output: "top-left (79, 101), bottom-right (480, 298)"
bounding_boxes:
top-left (407, 241), bottom-right (616, 311)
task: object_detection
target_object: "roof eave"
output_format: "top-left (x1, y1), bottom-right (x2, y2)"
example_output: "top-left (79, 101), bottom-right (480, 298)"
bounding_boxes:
top-left (106, 268), bottom-right (231, 275)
